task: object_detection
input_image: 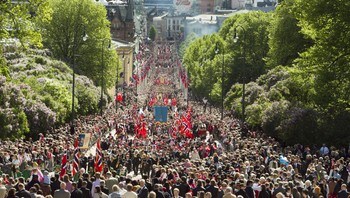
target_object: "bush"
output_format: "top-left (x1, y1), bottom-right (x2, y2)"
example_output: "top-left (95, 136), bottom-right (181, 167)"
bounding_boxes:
top-left (0, 49), bottom-right (106, 139)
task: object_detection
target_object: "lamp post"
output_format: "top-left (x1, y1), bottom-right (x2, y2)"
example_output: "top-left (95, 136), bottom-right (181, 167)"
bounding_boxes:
top-left (122, 52), bottom-right (126, 104)
top-left (116, 59), bottom-right (120, 111)
top-left (100, 39), bottom-right (111, 116)
top-left (70, 31), bottom-right (88, 135)
top-left (215, 42), bottom-right (224, 120)
top-left (233, 25), bottom-right (246, 123)
top-left (203, 97), bottom-right (208, 113)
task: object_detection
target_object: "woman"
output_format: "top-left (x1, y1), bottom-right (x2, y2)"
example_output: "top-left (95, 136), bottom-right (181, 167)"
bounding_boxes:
top-left (292, 187), bottom-right (301, 198)
top-left (258, 184), bottom-right (270, 198)
top-left (6, 188), bottom-right (18, 198)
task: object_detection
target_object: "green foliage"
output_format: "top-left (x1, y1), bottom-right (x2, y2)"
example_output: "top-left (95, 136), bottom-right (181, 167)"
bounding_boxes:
top-left (0, 0), bottom-right (43, 48)
top-left (179, 32), bottom-right (197, 59)
top-left (149, 25), bottom-right (157, 41)
top-left (184, 11), bottom-right (271, 104)
top-left (0, 49), bottom-right (10, 78)
top-left (266, 0), bottom-right (312, 67)
top-left (184, 1), bottom-right (350, 145)
top-left (0, 49), bottom-right (102, 139)
top-left (183, 34), bottom-right (224, 104)
top-left (38, 0), bottom-right (119, 88)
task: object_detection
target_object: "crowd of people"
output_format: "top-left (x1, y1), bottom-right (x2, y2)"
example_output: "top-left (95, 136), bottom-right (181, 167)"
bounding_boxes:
top-left (0, 43), bottom-right (349, 198)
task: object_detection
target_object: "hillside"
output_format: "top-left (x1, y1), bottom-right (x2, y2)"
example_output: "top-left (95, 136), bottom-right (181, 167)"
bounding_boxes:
top-left (0, 46), bottom-right (105, 139)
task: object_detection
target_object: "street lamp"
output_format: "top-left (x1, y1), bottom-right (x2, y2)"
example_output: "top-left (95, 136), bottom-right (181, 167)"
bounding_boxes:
top-left (215, 42), bottom-right (224, 120)
top-left (70, 31), bottom-right (88, 135)
top-left (202, 97), bottom-right (208, 113)
top-left (100, 38), bottom-right (111, 116)
top-left (233, 25), bottom-right (246, 123)
top-left (122, 52), bottom-right (126, 104)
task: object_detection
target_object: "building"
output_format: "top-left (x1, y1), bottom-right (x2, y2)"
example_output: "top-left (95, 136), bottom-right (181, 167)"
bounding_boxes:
top-left (153, 14), bottom-right (168, 41)
top-left (97, 0), bottom-right (135, 42)
top-left (231, 0), bottom-right (246, 9)
top-left (164, 13), bottom-right (186, 40)
top-left (184, 14), bottom-right (219, 37)
top-left (112, 39), bottom-right (135, 88)
top-left (198, 0), bottom-right (215, 13)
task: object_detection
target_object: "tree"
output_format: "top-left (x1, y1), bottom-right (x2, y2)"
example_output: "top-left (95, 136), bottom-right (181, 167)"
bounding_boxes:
top-left (266, 0), bottom-right (312, 67)
top-left (293, 0), bottom-right (350, 144)
top-left (224, 11), bottom-right (271, 85)
top-left (149, 25), bottom-right (157, 41)
top-left (38, 0), bottom-right (118, 88)
top-left (183, 34), bottom-right (224, 103)
top-left (0, 0), bottom-right (43, 48)
top-left (179, 32), bottom-right (197, 59)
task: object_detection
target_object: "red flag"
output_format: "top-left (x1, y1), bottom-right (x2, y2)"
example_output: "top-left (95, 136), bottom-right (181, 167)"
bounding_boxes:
top-left (94, 139), bottom-right (103, 172)
top-left (138, 122), bottom-right (147, 138)
top-left (171, 98), bottom-right (177, 106)
top-left (72, 138), bottom-right (79, 176)
top-left (116, 93), bottom-right (123, 102)
top-left (163, 96), bottom-right (168, 106)
top-left (59, 152), bottom-right (68, 178)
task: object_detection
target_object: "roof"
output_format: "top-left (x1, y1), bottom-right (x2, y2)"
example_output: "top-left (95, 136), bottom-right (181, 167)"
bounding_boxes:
top-left (186, 14), bottom-right (219, 24)
top-left (112, 39), bottom-right (135, 48)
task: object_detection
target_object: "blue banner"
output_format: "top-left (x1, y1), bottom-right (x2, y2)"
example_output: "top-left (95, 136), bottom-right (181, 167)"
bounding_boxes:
top-left (154, 106), bottom-right (168, 122)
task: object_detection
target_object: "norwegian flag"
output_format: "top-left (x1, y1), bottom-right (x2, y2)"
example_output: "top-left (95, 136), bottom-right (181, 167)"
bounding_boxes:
top-left (59, 152), bottom-right (68, 178)
top-left (181, 121), bottom-right (193, 139)
top-left (72, 138), bottom-right (79, 176)
top-left (94, 138), bottom-right (103, 172)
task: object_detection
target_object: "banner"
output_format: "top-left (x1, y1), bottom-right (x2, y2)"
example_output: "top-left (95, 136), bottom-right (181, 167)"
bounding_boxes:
top-left (78, 133), bottom-right (91, 149)
top-left (154, 106), bottom-right (168, 122)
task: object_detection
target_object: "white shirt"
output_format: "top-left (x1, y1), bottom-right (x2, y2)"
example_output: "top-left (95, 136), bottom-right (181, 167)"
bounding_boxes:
top-left (92, 178), bottom-right (101, 195)
top-left (0, 185), bottom-right (6, 198)
top-left (122, 191), bottom-right (138, 198)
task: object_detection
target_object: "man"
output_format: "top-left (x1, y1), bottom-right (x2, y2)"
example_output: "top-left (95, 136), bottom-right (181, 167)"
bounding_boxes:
top-left (206, 180), bottom-right (219, 198)
top-left (122, 184), bottom-right (138, 198)
top-left (154, 184), bottom-right (165, 198)
top-left (337, 184), bottom-right (349, 198)
top-left (223, 187), bottom-right (235, 198)
top-left (235, 182), bottom-right (248, 198)
top-left (320, 144), bottom-right (330, 156)
top-left (137, 179), bottom-right (149, 198)
top-left (109, 185), bottom-right (122, 198)
top-left (51, 174), bottom-right (61, 196)
top-left (272, 181), bottom-right (285, 197)
top-left (179, 177), bottom-right (191, 198)
top-left (101, 180), bottom-right (110, 195)
top-left (53, 182), bottom-right (71, 198)
top-left (245, 181), bottom-right (255, 198)
top-left (29, 187), bottom-right (43, 198)
top-left (105, 172), bottom-right (119, 193)
top-left (71, 182), bottom-right (83, 198)
top-left (92, 172), bottom-right (101, 195)
top-left (0, 180), bottom-right (6, 198)
top-left (15, 183), bottom-right (31, 198)
top-left (192, 180), bottom-right (205, 197)
top-left (79, 181), bottom-right (91, 198)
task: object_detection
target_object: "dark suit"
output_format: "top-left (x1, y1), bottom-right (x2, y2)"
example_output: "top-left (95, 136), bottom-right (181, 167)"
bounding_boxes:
top-left (192, 186), bottom-right (205, 197)
top-left (71, 189), bottom-right (83, 198)
top-left (337, 190), bottom-right (349, 198)
top-left (15, 189), bottom-right (31, 198)
top-left (245, 187), bottom-right (255, 198)
top-left (53, 189), bottom-right (71, 198)
top-left (51, 180), bottom-right (61, 196)
top-left (206, 185), bottom-right (219, 198)
top-left (137, 186), bottom-right (149, 198)
top-left (155, 190), bottom-right (165, 198)
top-left (80, 187), bottom-right (91, 198)
top-left (236, 189), bottom-right (248, 198)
